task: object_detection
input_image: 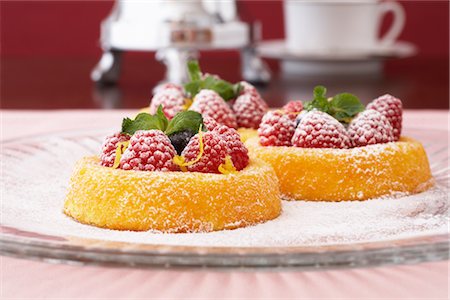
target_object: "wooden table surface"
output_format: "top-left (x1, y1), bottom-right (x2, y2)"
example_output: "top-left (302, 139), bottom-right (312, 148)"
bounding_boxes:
top-left (1, 54), bottom-right (448, 110)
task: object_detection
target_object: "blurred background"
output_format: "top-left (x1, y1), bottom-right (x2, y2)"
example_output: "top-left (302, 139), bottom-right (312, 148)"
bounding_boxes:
top-left (1, 0), bottom-right (448, 109)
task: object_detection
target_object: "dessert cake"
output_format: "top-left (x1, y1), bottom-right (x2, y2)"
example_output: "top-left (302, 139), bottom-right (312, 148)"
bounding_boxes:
top-left (246, 86), bottom-right (433, 201)
top-left (64, 108), bottom-right (281, 232)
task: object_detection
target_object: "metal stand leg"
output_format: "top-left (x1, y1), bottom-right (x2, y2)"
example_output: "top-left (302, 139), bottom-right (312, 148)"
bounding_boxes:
top-left (91, 50), bottom-right (123, 84)
top-left (240, 46), bottom-right (271, 85)
top-left (155, 48), bottom-right (199, 85)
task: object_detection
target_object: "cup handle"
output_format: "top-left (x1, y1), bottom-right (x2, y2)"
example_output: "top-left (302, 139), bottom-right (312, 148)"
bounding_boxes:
top-left (378, 1), bottom-right (406, 46)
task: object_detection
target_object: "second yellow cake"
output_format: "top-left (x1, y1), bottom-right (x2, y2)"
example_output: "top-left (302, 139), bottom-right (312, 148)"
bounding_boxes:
top-left (246, 137), bottom-right (433, 201)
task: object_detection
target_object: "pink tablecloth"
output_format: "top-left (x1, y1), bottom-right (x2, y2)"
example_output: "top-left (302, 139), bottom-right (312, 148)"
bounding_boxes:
top-left (1, 109), bottom-right (449, 299)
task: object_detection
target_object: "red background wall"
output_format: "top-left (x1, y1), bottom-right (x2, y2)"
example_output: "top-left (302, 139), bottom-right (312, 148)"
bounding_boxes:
top-left (1, 0), bottom-right (448, 59)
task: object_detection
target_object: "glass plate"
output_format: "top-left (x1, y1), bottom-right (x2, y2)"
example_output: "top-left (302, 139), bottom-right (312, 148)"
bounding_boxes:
top-left (1, 128), bottom-right (449, 270)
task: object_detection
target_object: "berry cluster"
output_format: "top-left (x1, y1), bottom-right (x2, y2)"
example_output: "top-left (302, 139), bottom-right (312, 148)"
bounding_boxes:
top-left (258, 95), bottom-right (403, 149)
top-left (151, 81), bottom-right (268, 129)
top-left (149, 61), bottom-right (268, 130)
top-left (100, 115), bottom-right (249, 174)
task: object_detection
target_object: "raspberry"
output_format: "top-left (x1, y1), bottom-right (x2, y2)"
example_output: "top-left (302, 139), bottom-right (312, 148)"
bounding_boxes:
top-left (292, 111), bottom-right (351, 149)
top-left (189, 89), bottom-right (238, 129)
top-left (240, 81), bottom-right (261, 98)
top-left (258, 111), bottom-right (297, 147)
top-left (119, 130), bottom-right (178, 171)
top-left (348, 109), bottom-right (395, 147)
top-left (100, 133), bottom-right (130, 167)
top-left (232, 93), bottom-right (268, 129)
top-left (202, 116), bottom-right (220, 131)
top-left (180, 131), bottom-right (228, 173)
top-left (213, 125), bottom-right (249, 170)
top-left (282, 100), bottom-right (304, 113)
top-left (366, 94), bottom-right (403, 141)
top-left (154, 83), bottom-right (183, 94)
top-left (149, 88), bottom-right (186, 119)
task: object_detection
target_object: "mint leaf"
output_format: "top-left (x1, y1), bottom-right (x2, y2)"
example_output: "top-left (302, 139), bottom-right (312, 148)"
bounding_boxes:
top-left (329, 93), bottom-right (365, 123)
top-left (183, 61), bottom-right (241, 101)
top-left (165, 110), bottom-right (204, 136)
top-left (184, 80), bottom-right (202, 98)
top-left (205, 79), bottom-right (236, 101)
top-left (313, 85), bottom-right (327, 99)
top-left (233, 82), bottom-right (243, 96)
top-left (187, 60), bottom-right (202, 81)
top-left (156, 105), bottom-right (169, 130)
top-left (304, 85), bottom-right (364, 123)
top-left (304, 85), bottom-right (329, 112)
top-left (121, 107), bottom-right (168, 135)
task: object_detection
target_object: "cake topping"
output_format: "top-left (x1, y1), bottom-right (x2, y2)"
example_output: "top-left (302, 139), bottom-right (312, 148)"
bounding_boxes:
top-left (189, 89), bottom-right (238, 129)
top-left (169, 130), bottom-right (196, 155)
top-left (148, 60), bottom-right (268, 129)
top-left (112, 141), bottom-right (129, 169)
top-left (149, 88), bottom-right (186, 119)
top-left (366, 94), bottom-right (403, 141)
top-left (218, 155), bottom-right (238, 174)
top-left (282, 100), bottom-right (304, 114)
top-left (100, 133), bottom-right (131, 167)
top-left (304, 85), bottom-right (364, 123)
top-left (202, 116), bottom-right (220, 131)
top-left (213, 125), bottom-right (249, 171)
top-left (178, 130), bottom-right (229, 173)
top-left (122, 106), bottom-right (203, 136)
top-left (119, 130), bottom-right (178, 171)
top-left (258, 111), bottom-right (297, 147)
top-left (292, 110), bottom-right (351, 149)
top-left (102, 107), bottom-right (250, 173)
top-left (232, 93), bottom-right (268, 129)
top-left (184, 60), bottom-right (242, 101)
top-left (348, 109), bottom-right (395, 147)
top-left (257, 85), bottom-right (404, 149)
top-left (239, 81), bottom-right (261, 98)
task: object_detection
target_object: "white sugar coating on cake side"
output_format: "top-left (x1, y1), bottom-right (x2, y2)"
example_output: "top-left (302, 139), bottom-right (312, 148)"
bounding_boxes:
top-left (1, 135), bottom-right (448, 247)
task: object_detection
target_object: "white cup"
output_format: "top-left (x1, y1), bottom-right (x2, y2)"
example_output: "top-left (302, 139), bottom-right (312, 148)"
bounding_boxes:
top-left (284, 0), bottom-right (406, 52)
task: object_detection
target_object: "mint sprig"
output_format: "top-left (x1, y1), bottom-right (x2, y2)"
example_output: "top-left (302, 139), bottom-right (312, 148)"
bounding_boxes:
top-left (304, 86), bottom-right (365, 123)
top-left (184, 60), bottom-right (241, 101)
top-left (121, 106), bottom-right (204, 136)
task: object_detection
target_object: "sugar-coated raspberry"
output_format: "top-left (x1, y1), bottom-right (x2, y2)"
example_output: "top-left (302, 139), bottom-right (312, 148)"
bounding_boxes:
top-left (100, 133), bottom-right (130, 167)
top-left (282, 100), bottom-right (304, 113)
top-left (348, 109), bottom-right (395, 147)
top-left (153, 83), bottom-right (183, 94)
top-left (239, 81), bottom-right (261, 98)
top-left (149, 88), bottom-right (186, 119)
top-left (232, 93), bottom-right (268, 129)
top-left (258, 111), bottom-right (297, 147)
top-left (119, 130), bottom-right (178, 171)
top-left (202, 116), bottom-right (220, 131)
top-left (181, 131), bottom-right (228, 173)
top-left (292, 111), bottom-right (351, 149)
top-left (366, 94), bottom-right (403, 141)
top-left (213, 125), bottom-right (249, 170)
top-left (189, 89), bottom-right (238, 129)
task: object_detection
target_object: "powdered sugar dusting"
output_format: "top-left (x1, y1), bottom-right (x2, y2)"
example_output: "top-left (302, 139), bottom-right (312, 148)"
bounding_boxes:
top-left (2, 134), bottom-right (448, 247)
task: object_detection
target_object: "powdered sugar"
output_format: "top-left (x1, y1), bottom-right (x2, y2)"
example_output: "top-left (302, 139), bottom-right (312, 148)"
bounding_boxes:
top-left (1, 133), bottom-right (448, 248)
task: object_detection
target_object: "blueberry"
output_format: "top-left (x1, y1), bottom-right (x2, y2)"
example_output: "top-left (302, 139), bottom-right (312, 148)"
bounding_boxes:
top-left (169, 130), bottom-right (195, 155)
